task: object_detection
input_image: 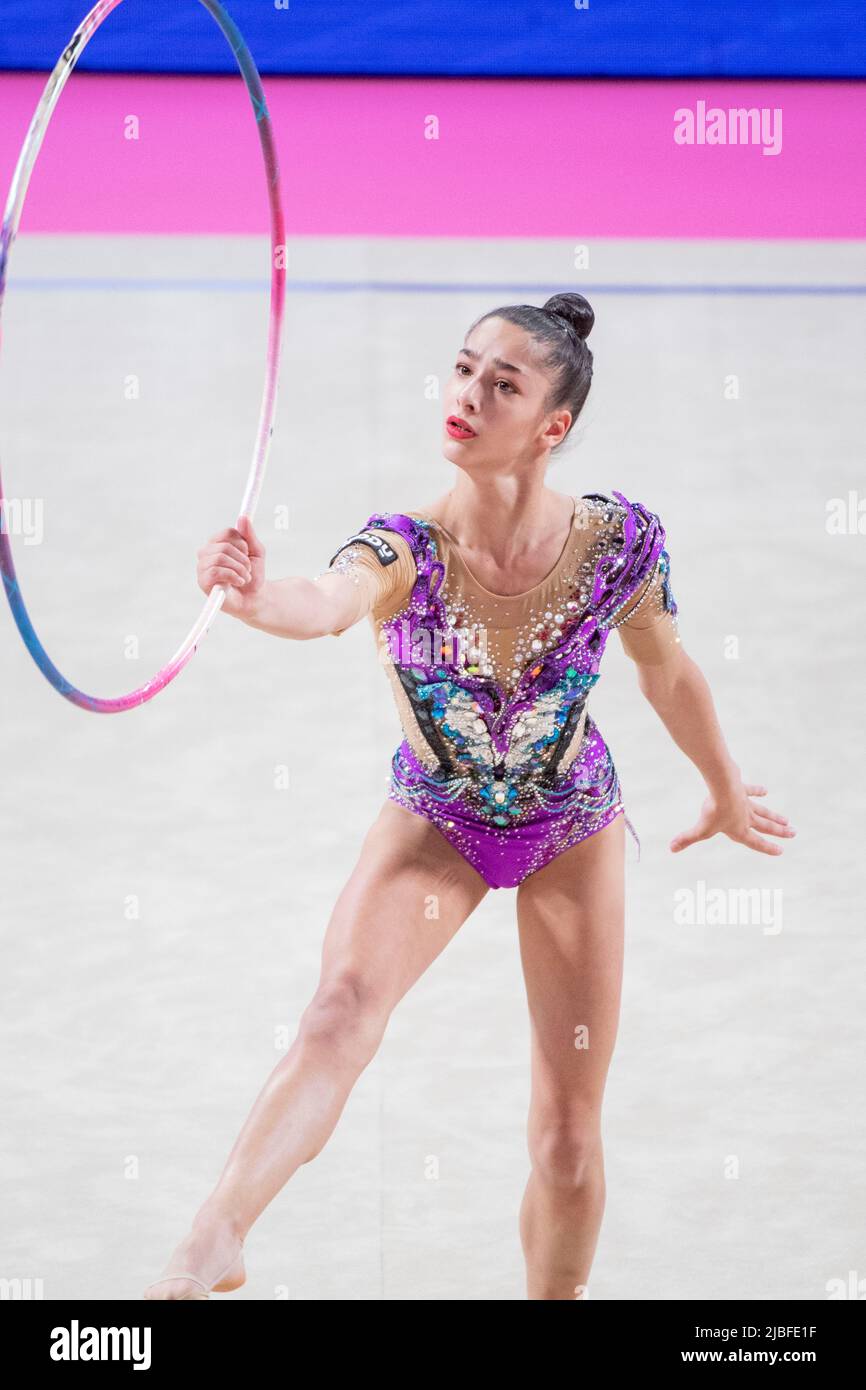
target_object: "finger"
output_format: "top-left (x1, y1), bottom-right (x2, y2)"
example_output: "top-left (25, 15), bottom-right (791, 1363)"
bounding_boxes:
top-left (209, 526), bottom-right (250, 554)
top-left (235, 514), bottom-right (266, 556)
top-left (752, 814), bottom-right (796, 838)
top-left (199, 551), bottom-right (251, 580)
top-left (740, 828), bottom-right (783, 856)
top-left (199, 542), bottom-right (252, 571)
top-left (749, 802), bottom-right (789, 825)
top-left (670, 824), bottom-right (710, 853)
top-left (743, 784), bottom-right (768, 796)
top-left (203, 565), bottom-right (249, 589)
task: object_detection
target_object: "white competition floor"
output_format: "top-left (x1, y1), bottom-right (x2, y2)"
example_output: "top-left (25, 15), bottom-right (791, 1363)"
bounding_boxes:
top-left (1, 235), bottom-right (864, 1300)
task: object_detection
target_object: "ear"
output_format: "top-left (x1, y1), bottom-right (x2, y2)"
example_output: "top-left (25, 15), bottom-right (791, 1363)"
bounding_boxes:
top-left (543, 408), bottom-right (572, 445)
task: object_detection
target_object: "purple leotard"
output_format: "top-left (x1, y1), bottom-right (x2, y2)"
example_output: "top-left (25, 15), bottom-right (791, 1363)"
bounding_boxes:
top-left (331, 491), bottom-right (678, 890)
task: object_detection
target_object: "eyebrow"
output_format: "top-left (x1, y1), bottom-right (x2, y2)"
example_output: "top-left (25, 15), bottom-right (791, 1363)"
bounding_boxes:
top-left (457, 346), bottom-right (526, 375)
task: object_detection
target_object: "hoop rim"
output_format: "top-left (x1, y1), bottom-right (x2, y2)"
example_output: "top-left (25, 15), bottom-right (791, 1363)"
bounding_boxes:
top-left (0, 0), bottom-right (286, 713)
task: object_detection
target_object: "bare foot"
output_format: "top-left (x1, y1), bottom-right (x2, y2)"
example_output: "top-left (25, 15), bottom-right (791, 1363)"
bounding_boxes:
top-left (144, 1216), bottom-right (246, 1300)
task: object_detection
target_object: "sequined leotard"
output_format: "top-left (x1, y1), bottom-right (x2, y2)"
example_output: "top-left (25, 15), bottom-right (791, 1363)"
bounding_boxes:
top-left (319, 491), bottom-right (680, 889)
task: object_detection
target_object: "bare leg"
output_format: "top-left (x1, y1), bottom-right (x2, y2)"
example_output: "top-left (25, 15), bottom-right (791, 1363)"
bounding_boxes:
top-left (145, 800), bottom-right (488, 1298)
top-left (515, 813), bottom-right (625, 1300)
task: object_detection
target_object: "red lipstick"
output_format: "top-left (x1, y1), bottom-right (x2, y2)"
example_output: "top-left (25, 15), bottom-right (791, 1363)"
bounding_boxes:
top-left (446, 416), bottom-right (476, 439)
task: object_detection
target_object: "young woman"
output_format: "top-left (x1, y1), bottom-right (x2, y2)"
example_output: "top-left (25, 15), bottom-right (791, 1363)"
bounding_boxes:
top-left (144, 292), bottom-right (794, 1301)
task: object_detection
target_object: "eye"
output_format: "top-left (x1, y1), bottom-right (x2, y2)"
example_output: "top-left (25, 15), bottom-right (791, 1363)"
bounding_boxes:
top-left (455, 362), bottom-right (515, 392)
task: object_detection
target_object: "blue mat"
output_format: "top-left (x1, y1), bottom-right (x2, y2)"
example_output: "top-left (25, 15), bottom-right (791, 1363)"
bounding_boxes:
top-left (1, 0), bottom-right (864, 78)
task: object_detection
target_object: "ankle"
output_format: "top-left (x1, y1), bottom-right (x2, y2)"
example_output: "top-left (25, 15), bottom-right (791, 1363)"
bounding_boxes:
top-left (192, 1199), bottom-right (246, 1246)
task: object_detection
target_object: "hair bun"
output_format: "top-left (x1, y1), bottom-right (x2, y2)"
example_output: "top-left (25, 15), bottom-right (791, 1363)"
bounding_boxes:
top-left (542, 292), bottom-right (594, 341)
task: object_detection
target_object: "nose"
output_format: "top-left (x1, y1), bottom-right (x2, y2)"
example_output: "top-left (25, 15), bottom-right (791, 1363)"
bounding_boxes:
top-left (456, 381), bottom-right (480, 413)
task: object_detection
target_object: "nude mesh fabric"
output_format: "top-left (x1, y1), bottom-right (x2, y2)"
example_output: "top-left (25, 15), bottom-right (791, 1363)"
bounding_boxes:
top-left (316, 496), bottom-right (680, 770)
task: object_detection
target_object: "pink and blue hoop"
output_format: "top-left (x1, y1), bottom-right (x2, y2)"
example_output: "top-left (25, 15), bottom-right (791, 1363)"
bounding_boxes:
top-left (0, 0), bottom-right (286, 712)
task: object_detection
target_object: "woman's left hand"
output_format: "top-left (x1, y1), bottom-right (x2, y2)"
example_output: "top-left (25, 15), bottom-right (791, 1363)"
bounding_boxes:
top-left (670, 782), bottom-right (796, 855)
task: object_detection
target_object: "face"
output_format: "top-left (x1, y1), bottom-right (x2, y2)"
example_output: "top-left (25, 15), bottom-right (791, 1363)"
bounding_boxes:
top-left (443, 316), bottom-right (571, 472)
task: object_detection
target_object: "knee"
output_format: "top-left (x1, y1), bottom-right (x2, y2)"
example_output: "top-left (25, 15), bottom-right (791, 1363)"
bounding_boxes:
top-left (299, 974), bottom-right (387, 1058)
top-left (528, 1114), bottom-right (602, 1191)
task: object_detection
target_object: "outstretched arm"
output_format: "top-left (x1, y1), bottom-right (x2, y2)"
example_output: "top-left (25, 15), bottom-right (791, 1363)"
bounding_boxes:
top-left (239, 569), bottom-right (369, 641)
top-left (196, 516), bottom-right (414, 640)
top-left (196, 516), bottom-right (367, 639)
top-left (619, 611), bottom-right (795, 857)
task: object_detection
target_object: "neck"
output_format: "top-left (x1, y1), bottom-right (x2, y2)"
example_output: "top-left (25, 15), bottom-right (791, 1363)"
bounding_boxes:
top-left (429, 475), bottom-right (575, 566)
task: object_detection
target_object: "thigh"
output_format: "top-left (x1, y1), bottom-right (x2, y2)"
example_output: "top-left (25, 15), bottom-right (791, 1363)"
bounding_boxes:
top-left (316, 799), bottom-right (489, 1014)
top-left (516, 813), bottom-right (626, 1117)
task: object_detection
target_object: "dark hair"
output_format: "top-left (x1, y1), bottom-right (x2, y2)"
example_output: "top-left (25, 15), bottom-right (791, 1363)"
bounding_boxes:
top-left (467, 291), bottom-right (594, 448)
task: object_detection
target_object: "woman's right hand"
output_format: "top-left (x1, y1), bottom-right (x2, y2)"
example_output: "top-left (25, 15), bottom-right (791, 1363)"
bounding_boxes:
top-left (196, 514), bottom-right (266, 618)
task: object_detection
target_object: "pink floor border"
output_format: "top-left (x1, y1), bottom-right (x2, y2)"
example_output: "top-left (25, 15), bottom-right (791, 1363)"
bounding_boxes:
top-left (1, 74), bottom-right (863, 237)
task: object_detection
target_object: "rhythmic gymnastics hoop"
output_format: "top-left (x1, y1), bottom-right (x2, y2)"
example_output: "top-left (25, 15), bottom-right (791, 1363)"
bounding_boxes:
top-left (0, 0), bottom-right (286, 712)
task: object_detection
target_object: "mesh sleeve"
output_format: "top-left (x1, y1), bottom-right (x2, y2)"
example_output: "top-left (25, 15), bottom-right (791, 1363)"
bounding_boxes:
top-left (314, 527), bottom-right (416, 636)
top-left (616, 548), bottom-right (681, 664)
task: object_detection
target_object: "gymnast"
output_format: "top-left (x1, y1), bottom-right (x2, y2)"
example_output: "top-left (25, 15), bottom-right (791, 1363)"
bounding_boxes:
top-left (144, 292), bottom-right (795, 1300)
